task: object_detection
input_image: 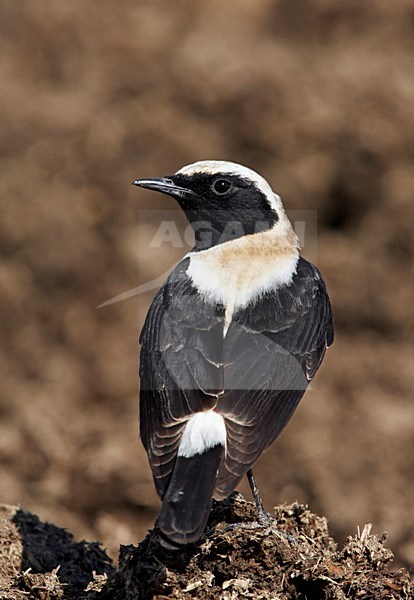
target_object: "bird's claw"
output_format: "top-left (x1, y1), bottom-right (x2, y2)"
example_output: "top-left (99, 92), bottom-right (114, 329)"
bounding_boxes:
top-left (223, 517), bottom-right (297, 545)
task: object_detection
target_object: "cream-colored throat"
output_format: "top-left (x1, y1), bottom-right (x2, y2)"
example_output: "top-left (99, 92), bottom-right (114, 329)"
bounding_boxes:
top-left (186, 228), bottom-right (299, 330)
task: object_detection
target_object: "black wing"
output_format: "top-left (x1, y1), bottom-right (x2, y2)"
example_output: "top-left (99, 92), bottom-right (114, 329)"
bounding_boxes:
top-left (140, 256), bottom-right (333, 500)
top-left (214, 257), bottom-right (334, 499)
top-left (139, 259), bottom-right (224, 498)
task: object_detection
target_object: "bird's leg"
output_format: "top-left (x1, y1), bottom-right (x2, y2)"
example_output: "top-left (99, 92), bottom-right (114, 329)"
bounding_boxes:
top-left (222, 472), bottom-right (296, 543)
top-left (246, 469), bottom-right (270, 526)
top-left (227, 469), bottom-right (296, 544)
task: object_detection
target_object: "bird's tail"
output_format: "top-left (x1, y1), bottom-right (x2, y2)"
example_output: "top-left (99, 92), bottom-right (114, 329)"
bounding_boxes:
top-left (157, 445), bottom-right (224, 549)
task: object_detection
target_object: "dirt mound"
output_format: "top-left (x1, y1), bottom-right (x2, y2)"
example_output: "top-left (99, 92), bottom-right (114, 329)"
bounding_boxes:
top-left (0, 504), bottom-right (113, 599)
top-left (1, 496), bottom-right (411, 599)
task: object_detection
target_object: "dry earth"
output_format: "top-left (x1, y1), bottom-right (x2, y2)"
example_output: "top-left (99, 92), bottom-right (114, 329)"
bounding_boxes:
top-left (1, 495), bottom-right (412, 599)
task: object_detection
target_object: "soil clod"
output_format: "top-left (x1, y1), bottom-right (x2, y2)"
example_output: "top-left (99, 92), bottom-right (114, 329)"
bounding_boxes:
top-left (1, 495), bottom-right (412, 599)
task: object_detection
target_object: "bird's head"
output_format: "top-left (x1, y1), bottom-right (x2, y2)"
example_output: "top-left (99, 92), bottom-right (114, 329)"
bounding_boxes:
top-left (133, 160), bottom-right (298, 252)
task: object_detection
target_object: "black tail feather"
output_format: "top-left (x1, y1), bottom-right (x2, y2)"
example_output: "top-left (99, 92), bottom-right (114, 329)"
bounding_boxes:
top-left (158, 445), bottom-right (224, 549)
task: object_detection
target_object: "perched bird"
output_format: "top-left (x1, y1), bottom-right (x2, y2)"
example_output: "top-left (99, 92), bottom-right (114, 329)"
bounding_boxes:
top-left (133, 160), bottom-right (334, 549)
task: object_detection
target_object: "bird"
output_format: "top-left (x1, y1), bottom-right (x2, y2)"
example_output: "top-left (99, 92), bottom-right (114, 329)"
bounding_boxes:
top-left (133, 160), bottom-right (334, 550)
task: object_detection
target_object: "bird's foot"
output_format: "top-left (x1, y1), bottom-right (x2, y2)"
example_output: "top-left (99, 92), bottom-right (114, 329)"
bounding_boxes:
top-left (270, 526), bottom-right (297, 544)
top-left (257, 508), bottom-right (271, 527)
top-left (223, 514), bottom-right (297, 544)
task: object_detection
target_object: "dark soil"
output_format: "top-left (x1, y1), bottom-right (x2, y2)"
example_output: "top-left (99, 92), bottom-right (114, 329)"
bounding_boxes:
top-left (1, 495), bottom-right (412, 599)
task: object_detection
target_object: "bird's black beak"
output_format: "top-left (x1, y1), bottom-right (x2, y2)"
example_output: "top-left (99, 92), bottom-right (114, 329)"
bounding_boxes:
top-left (132, 177), bottom-right (195, 200)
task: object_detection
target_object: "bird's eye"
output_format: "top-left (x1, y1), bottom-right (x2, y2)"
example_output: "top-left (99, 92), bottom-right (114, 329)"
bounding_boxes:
top-left (213, 179), bottom-right (232, 195)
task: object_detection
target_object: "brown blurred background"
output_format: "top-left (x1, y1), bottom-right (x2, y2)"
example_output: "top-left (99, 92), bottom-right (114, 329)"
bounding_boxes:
top-left (1, 0), bottom-right (413, 568)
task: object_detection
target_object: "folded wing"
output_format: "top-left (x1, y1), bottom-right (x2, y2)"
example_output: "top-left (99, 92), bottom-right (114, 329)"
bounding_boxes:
top-left (140, 257), bottom-right (334, 501)
top-left (214, 257), bottom-right (334, 498)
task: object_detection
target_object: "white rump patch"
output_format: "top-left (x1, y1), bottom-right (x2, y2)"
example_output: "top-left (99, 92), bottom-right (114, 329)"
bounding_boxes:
top-left (177, 411), bottom-right (227, 458)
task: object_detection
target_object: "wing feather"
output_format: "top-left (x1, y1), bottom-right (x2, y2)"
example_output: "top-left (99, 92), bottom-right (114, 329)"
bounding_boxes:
top-left (139, 259), bottom-right (224, 498)
top-left (140, 256), bottom-right (333, 501)
top-left (213, 258), bottom-right (334, 499)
